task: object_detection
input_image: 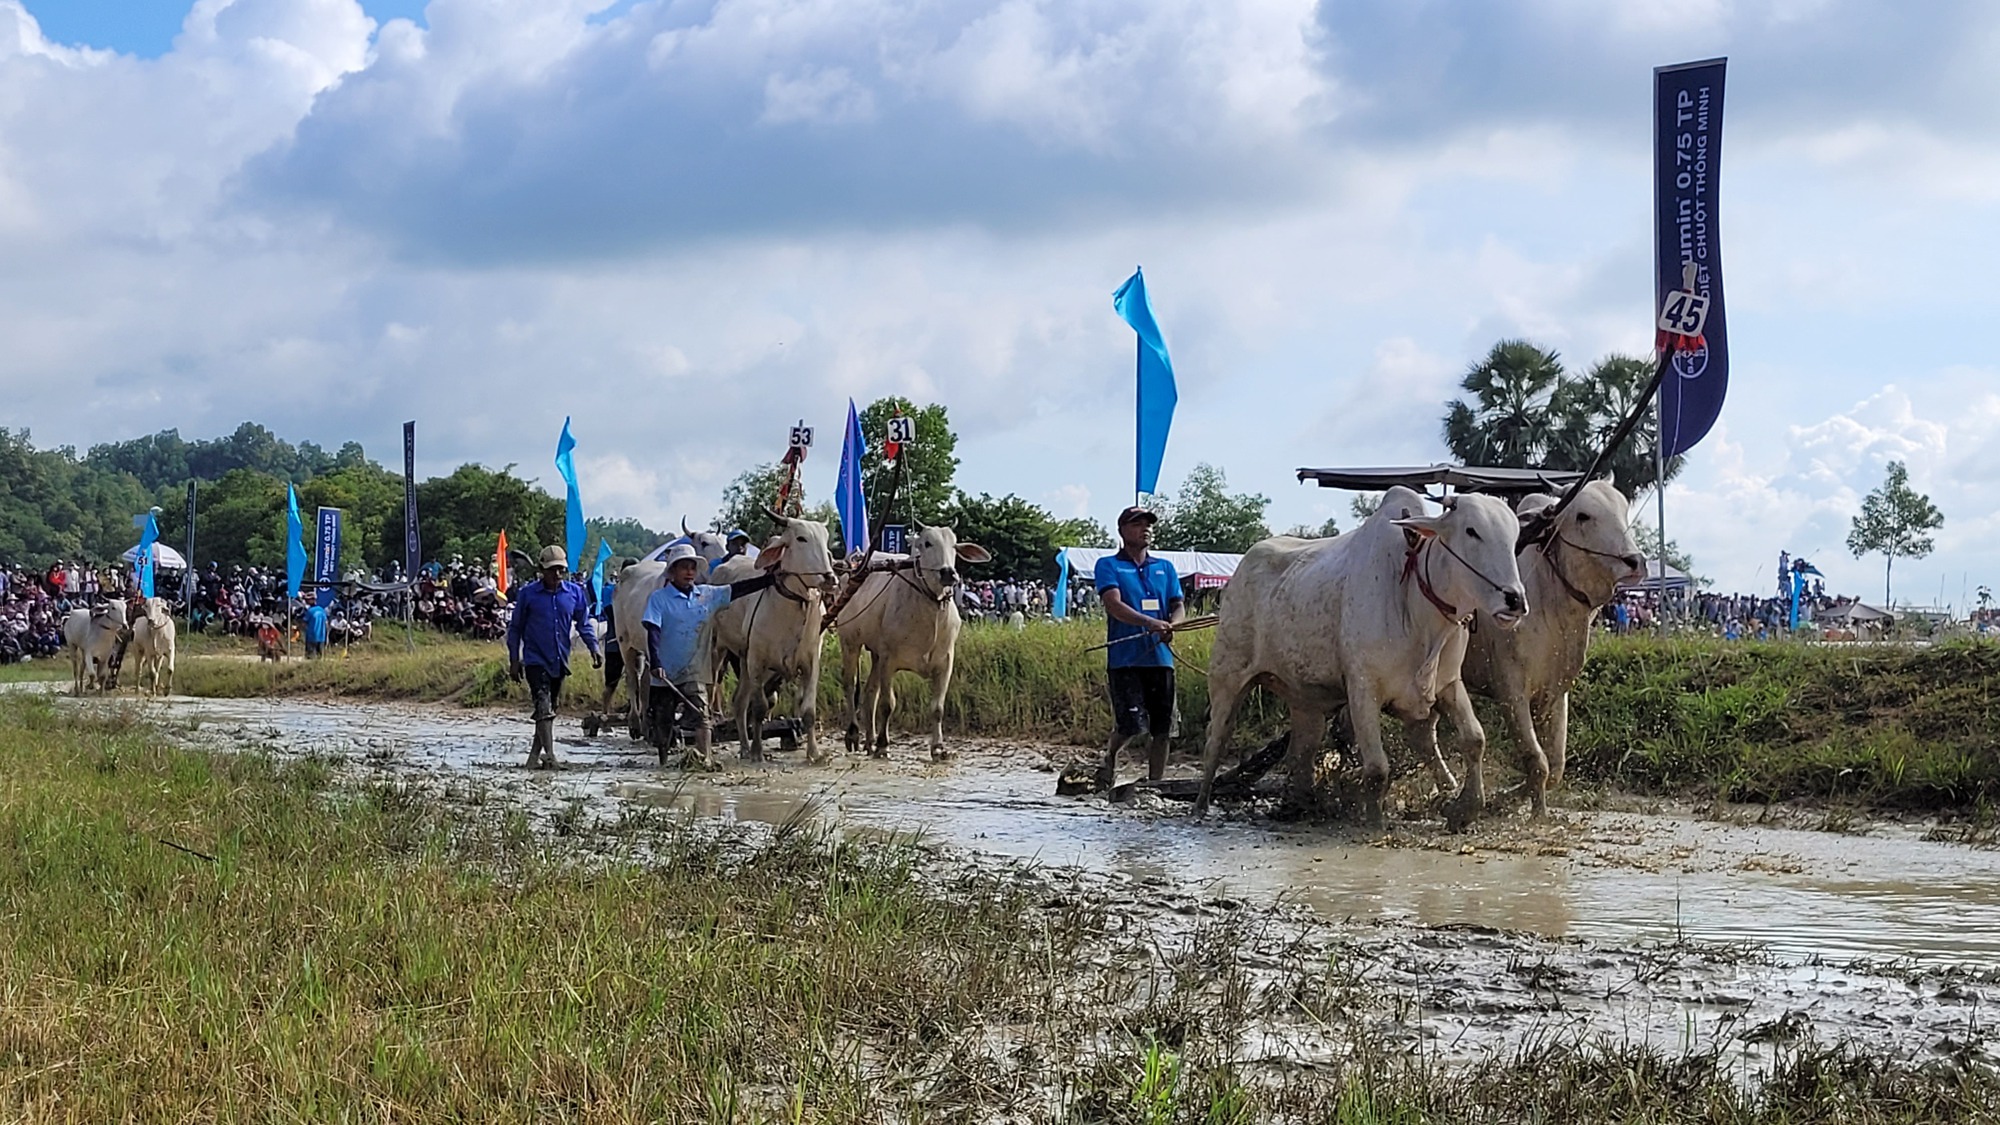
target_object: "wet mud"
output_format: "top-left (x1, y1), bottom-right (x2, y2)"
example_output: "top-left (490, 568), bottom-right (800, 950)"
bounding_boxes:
top-left (124, 694), bottom-right (2000, 1067)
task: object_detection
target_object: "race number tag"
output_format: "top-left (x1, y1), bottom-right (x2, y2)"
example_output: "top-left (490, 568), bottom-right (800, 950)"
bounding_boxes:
top-left (1140, 598), bottom-right (1162, 612)
top-left (1657, 290), bottom-right (1710, 338)
top-left (789, 424), bottom-right (814, 450)
top-left (886, 415), bottom-right (916, 445)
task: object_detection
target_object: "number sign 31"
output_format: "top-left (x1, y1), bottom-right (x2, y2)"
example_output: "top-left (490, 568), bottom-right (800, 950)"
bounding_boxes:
top-left (886, 416), bottom-right (916, 445)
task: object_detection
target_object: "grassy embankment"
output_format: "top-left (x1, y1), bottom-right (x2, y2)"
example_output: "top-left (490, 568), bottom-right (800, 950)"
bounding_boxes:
top-left (158, 624), bottom-right (2000, 814)
top-left (3, 693), bottom-right (1992, 1122)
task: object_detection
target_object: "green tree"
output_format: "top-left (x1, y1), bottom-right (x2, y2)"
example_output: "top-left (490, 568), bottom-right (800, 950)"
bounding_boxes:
top-left (1051, 516), bottom-right (1114, 549)
top-left (856, 397), bottom-right (960, 525)
top-left (417, 464), bottom-right (563, 568)
top-left (712, 463), bottom-right (793, 542)
top-left (1284, 517), bottom-right (1341, 538)
top-left (1350, 494), bottom-right (1382, 521)
top-left (1441, 340), bottom-right (1568, 470)
top-left (942, 492), bottom-right (1057, 580)
top-left (1846, 460), bottom-right (1942, 606)
top-left (1548, 355), bottom-right (1684, 497)
top-left (1153, 464), bottom-right (1271, 553)
top-left (586, 517), bottom-right (668, 561)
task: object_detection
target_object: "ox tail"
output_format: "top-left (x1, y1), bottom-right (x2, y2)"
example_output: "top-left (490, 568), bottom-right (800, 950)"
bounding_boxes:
top-left (692, 613), bottom-right (720, 687)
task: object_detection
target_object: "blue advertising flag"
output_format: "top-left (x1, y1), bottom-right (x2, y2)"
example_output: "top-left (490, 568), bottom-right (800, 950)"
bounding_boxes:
top-left (1052, 549), bottom-right (1069, 619)
top-left (134, 511), bottom-right (159, 598)
top-left (835, 400), bottom-right (870, 558)
top-left (285, 485), bottom-right (307, 598)
top-left (555, 417), bottom-right (584, 570)
top-left (1114, 267), bottom-right (1177, 497)
top-left (314, 507), bottom-right (342, 608)
top-left (589, 538), bottom-right (612, 612)
top-left (1655, 58), bottom-right (1728, 458)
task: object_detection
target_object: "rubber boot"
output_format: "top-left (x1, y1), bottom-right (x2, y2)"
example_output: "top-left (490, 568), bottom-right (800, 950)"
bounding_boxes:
top-left (535, 718), bottom-right (557, 769)
top-left (525, 721), bottom-right (546, 768)
top-left (693, 726), bottom-right (715, 771)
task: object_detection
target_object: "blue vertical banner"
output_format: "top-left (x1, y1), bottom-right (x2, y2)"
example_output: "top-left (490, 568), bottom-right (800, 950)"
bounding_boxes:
top-left (285, 485), bottom-right (307, 599)
top-left (1052, 548), bottom-right (1070, 619)
top-left (834, 399), bottom-right (870, 558)
top-left (555, 417), bottom-right (584, 571)
top-left (881, 525), bottom-right (906, 555)
top-left (182, 481), bottom-right (197, 608)
top-left (134, 511), bottom-right (159, 598)
top-left (402, 421), bottom-right (420, 578)
top-left (1655, 58), bottom-right (1729, 458)
top-left (589, 539), bottom-right (613, 612)
top-left (1114, 267), bottom-right (1178, 497)
top-left (314, 507), bottom-right (342, 608)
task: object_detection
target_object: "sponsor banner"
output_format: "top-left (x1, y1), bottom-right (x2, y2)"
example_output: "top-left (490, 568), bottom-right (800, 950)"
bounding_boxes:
top-left (315, 507), bottom-right (342, 608)
top-left (1655, 58), bottom-right (1729, 458)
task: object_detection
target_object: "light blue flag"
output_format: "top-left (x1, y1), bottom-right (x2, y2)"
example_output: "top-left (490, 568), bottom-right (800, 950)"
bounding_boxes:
top-left (834, 399), bottom-right (870, 558)
top-left (589, 539), bottom-right (612, 612)
top-left (1114, 267), bottom-right (1177, 497)
top-left (133, 511), bottom-right (159, 598)
top-left (286, 484), bottom-right (307, 598)
top-left (1052, 549), bottom-right (1069, 619)
top-left (556, 417), bottom-right (584, 571)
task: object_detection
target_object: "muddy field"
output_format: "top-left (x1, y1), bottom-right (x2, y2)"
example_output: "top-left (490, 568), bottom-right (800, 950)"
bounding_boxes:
top-left (113, 691), bottom-right (1996, 1076)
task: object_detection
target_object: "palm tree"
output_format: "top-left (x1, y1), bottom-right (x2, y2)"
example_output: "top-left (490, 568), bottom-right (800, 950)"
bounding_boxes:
top-left (1547, 355), bottom-right (1685, 499)
top-left (1441, 341), bottom-right (1568, 470)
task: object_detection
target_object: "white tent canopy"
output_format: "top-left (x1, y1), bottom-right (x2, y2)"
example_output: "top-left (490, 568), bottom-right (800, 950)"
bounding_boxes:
top-left (1617, 560), bottom-right (1692, 592)
top-left (1057, 548), bottom-right (1242, 580)
top-left (121, 543), bottom-right (187, 568)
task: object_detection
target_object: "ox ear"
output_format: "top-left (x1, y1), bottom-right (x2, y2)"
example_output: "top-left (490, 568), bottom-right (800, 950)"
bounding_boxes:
top-left (1392, 515), bottom-right (1442, 541)
top-left (756, 543), bottom-right (787, 572)
top-left (954, 543), bottom-right (992, 564)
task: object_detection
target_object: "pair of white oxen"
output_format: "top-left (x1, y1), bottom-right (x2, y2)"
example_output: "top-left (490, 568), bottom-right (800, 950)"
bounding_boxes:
top-left (61, 597), bottom-right (178, 696)
top-left (606, 514), bottom-right (992, 763)
top-left (607, 480), bottom-right (1642, 831)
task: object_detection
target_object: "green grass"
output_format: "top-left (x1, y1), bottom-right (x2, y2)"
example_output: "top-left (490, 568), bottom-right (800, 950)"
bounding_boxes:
top-left (1, 694), bottom-right (1992, 1122)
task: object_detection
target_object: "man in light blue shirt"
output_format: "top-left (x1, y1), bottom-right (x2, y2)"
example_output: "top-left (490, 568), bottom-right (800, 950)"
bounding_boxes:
top-left (641, 543), bottom-right (774, 767)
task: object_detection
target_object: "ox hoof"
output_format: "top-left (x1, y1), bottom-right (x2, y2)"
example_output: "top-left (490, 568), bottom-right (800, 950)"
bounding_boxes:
top-left (1442, 792), bottom-right (1483, 834)
top-left (868, 745), bottom-right (889, 760)
top-left (929, 746), bottom-right (952, 763)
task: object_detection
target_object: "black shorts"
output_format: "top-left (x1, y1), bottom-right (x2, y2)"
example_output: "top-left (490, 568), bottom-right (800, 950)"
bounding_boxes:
top-left (603, 646), bottom-right (624, 692)
top-left (525, 664), bottom-right (566, 721)
top-left (1108, 667), bottom-right (1175, 739)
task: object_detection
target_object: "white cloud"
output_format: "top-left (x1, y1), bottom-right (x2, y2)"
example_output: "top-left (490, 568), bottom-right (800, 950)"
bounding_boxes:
top-left (0, 0), bottom-right (1997, 608)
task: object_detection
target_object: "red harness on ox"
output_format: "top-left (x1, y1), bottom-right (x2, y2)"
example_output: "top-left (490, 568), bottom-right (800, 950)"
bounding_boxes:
top-left (1400, 539), bottom-right (1463, 622)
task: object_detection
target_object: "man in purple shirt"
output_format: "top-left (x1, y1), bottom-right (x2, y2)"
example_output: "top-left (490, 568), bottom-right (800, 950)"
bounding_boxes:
top-left (506, 545), bottom-right (601, 768)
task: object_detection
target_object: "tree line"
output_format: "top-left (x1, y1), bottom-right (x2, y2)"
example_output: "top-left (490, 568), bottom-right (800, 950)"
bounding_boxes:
top-left (0, 408), bottom-right (1283, 582)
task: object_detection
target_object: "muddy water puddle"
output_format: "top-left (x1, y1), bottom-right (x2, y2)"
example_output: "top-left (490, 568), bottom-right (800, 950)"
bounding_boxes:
top-left (148, 694), bottom-right (2000, 972)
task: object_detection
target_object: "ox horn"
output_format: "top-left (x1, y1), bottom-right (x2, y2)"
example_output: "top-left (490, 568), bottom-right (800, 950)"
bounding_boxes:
top-left (682, 516), bottom-right (693, 537)
top-left (764, 505), bottom-right (787, 524)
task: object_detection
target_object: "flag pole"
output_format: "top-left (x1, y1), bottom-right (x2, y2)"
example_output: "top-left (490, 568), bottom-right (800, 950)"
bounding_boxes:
top-left (1655, 385), bottom-right (1669, 635)
top-left (1134, 332), bottom-right (1143, 509)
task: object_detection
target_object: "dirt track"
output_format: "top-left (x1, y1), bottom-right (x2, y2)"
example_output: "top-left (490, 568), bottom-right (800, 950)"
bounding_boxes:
top-left (135, 693), bottom-right (2000, 1069)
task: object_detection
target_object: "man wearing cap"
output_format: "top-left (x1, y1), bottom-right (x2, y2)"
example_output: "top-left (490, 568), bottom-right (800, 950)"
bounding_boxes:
top-left (1094, 506), bottom-right (1184, 789)
top-left (641, 542), bottom-right (777, 768)
top-left (506, 546), bottom-right (601, 768)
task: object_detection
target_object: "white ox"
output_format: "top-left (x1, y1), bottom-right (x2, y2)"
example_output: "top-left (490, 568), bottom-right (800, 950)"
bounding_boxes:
top-left (609, 531), bottom-right (734, 737)
top-left (62, 601), bottom-right (128, 695)
top-left (1427, 480), bottom-right (1644, 817)
top-left (130, 597), bottom-right (178, 696)
top-left (835, 526), bottom-right (992, 760)
top-left (1194, 488), bottom-right (1528, 826)
top-left (706, 515), bottom-right (837, 762)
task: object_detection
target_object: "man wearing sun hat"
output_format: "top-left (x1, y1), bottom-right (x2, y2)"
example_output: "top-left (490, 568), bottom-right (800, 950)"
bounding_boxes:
top-left (506, 545), bottom-right (601, 769)
top-left (1093, 505), bottom-right (1184, 790)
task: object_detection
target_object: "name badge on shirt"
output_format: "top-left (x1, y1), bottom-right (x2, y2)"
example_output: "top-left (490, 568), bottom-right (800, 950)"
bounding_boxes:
top-left (1140, 597), bottom-right (1162, 612)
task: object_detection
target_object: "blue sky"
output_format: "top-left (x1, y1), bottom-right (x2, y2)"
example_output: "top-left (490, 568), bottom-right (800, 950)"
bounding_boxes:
top-left (0, 0), bottom-right (1997, 608)
top-left (24, 0), bottom-right (425, 54)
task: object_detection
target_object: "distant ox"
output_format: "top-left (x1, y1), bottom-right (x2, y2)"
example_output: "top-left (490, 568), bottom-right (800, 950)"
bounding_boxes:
top-left (835, 525), bottom-right (991, 760)
top-left (130, 597), bottom-right (178, 696)
top-left (62, 600), bottom-right (129, 695)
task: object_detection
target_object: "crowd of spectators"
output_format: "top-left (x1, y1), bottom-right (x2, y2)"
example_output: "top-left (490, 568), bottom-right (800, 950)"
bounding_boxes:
top-left (0, 561), bottom-right (127, 662)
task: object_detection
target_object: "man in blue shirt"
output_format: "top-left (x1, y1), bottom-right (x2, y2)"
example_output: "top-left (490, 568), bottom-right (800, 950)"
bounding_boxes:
top-left (1094, 506), bottom-right (1184, 790)
top-left (641, 543), bottom-right (776, 768)
top-left (302, 602), bottom-right (329, 659)
top-left (506, 545), bottom-right (601, 769)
